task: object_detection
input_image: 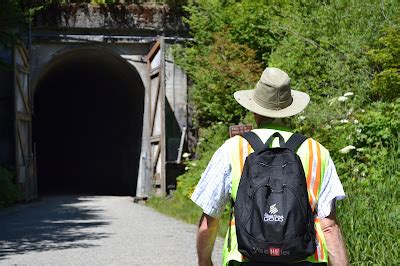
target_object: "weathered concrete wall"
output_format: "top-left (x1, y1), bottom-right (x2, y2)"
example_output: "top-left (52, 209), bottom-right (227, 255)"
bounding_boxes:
top-left (33, 3), bottom-right (188, 36)
top-left (31, 42), bottom-right (151, 95)
top-left (165, 46), bottom-right (187, 162)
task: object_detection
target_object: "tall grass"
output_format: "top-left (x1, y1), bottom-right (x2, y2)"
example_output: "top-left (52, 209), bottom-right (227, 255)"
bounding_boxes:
top-left (337, 140), bottom-right (399, 264)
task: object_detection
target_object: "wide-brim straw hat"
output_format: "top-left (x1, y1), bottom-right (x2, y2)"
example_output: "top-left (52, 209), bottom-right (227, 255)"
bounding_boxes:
top-left (234, 67), bottom-right (310, 118)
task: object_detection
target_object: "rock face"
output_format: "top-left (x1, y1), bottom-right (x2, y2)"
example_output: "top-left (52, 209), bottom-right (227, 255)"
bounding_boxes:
top-left (33, 3), bottom-right (188, 35)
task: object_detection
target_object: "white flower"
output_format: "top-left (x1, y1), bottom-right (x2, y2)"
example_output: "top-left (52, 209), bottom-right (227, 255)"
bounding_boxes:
top-left (356, 128), bottom-right (362, 133)
top-left (338, 96), bottom-right (348, 102)
top-left (185, 166), bottom-right (189, 171)
top-left (218, 121), bottom-right (223, 125)
top-left (339, 145), bottom-right (356, 154)
top-left (191, 163), bottom-right (197, 167)
top-left (353, 119), bottom-right (359, 124)
top-left (298, 115), bottom-right (306, 121)
top-left (343, 92), bottom-right (354, 97)
top-left (347, 108), bottom-right (353, 116)
top-left (182, 152), bottom-right (191, 159)
top-left (340, 119), bottom-right (349, 124)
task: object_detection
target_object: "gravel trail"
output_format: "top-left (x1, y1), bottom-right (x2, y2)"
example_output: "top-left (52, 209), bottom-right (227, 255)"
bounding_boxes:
top-left (0, 196), bottom-right (223, 265)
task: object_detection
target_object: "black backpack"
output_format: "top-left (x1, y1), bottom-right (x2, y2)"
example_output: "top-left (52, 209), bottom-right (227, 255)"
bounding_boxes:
top-left (232, 131), bottom-right (316, 264)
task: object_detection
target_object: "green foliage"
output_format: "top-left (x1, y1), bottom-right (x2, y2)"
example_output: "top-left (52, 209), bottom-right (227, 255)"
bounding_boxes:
top-left (0, 1), bottom-right (26, 50)
top-left (147, 191), bottom-right (203, 225)
top-left (153, 1), bottom-right (400, 264)
top-left (368, 25), bottom-right (400, 101)
top-left (175, 31), bottom-right (262, 127)
top-left (176, 123), bottom-right (229, 197)
top-left (335, 104), bottom-right (400, 263)
top-left (0, 0), bottom-right (44, 69)
top-left (0, 165), bottom-right (18, 208)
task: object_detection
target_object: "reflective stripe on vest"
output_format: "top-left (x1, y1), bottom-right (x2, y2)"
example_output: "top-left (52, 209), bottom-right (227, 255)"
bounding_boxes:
top-left (222, 129), bottom-right (329, 265)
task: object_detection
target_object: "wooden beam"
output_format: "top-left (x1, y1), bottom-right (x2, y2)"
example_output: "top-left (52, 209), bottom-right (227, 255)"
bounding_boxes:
top-left (176, 127), bottom-right (187, 164)
top-left (146, 39), bottom-right (161, 63)
top-left (16, 122), bottom-right (26, 165)
top-left (16, 112), bottom-right (31, 121)
top-left (150, 67), bottom-right (161, 77)
top-left (17, 45), bottom-right (29, 67)
top-left (149, 135), bottom-right (161, 143)
top-left (150, 76), bottom-right (161, 134)
top-left (153, 143), bottom-right (161, 172)
top-left (15, 73), bottom-right (31, 116)
top-left (17, 64), bottom-right (29, 74)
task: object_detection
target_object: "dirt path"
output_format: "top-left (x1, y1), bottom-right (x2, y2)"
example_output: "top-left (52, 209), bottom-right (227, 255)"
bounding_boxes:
top-left (0, 196), bottom-right (223, 265)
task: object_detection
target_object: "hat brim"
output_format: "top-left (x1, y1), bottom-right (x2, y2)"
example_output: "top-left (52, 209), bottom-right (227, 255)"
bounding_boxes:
top-left (234, 89), bottom-right (310, 118)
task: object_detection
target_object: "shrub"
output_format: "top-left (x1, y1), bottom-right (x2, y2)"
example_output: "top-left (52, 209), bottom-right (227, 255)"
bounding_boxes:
top-left (0, 165), bottom-right (18, 208)
top-left (368, 25), bottom-right (400, 101)
top-left (175, 31), bottom-right (262, 128)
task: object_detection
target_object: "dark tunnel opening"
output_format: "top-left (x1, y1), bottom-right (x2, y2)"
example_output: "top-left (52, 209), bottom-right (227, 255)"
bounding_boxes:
top-left (33, 48), bottom-right (144, 196)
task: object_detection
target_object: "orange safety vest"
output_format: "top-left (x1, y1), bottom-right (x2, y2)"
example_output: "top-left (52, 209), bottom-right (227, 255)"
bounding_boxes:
top-left (222, 129), bottom-right (329, 265)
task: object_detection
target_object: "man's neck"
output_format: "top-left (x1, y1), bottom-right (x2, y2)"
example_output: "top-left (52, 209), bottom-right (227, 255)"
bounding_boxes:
top-left (257, 120), bottom-right (291, 131)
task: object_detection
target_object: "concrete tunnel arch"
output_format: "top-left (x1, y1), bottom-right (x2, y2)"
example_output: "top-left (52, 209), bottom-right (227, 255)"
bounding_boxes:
top-left (33, 47), bottom-right (145, 196)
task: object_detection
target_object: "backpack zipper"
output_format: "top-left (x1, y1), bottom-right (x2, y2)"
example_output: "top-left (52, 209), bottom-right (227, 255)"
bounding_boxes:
top-left (257, 162), bottom-right (287, 168)
top-left (285, 185), bottom-right (313, 240)
top-left (285, 185), bottom-right (307, 218)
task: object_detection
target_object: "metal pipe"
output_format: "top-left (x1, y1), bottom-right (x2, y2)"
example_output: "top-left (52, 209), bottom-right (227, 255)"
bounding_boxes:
top-left (31, 33), bottom-right (193, 43)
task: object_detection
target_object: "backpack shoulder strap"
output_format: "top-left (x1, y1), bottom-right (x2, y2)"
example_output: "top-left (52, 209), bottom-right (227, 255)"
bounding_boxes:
top-left (285, 133), bottom-right (308, 151)
top-left (241, 131), bottom-right (265, 152)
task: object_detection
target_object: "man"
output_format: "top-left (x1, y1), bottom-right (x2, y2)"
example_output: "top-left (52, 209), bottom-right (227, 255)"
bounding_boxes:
top-left (191, 67), bottom-right (349, 266)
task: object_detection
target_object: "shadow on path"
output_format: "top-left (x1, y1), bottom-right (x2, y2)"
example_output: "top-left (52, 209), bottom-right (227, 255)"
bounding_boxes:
top-left (0, 196), bottom-right (111, 260)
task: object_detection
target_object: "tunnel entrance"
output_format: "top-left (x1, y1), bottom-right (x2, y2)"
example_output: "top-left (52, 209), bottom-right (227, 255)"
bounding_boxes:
top-left (33, 48), bottom-right (144, 196)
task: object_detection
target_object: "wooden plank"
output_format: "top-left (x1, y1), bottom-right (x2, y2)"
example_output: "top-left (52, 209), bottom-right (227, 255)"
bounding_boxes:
top-left (16, 112), bottom-right (31, 121)
top-left (15, 73), bottom-right (31, 116)
top-left (14, 42), bottom-right (35, 201)
top-left (17, 45), bottom-right (29, 67)
top-left (150, 84), bottom-right (161, 134)
top-left (16, 122), bottom-right (26, 165)
top-left (150, 67), bottom-right (161, 77)
top-left (153, 143), bottom-right (161, 172)
top-left (150, 76), bottom-right (161, 134)
top-left (17, 64), bottom-right (29, 74)
top-left (146, 39), bottom-right (161, 63)
top-left (149, 135), bottom-right (161, 143)
top-left (145, 36), bottom-right (166, 195)
top-left (176, 127), bottom-right (187, 164)
top-left (159, 37), bottom-right (166, 195)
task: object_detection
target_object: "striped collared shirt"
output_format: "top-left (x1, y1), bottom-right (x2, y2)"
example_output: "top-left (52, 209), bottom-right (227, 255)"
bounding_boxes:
top-left (191, 132), bottom-right (345, 219)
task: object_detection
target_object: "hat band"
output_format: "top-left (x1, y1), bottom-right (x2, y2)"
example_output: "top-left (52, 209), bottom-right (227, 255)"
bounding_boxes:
top-left (253, 87), bottom-right (293, 111)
